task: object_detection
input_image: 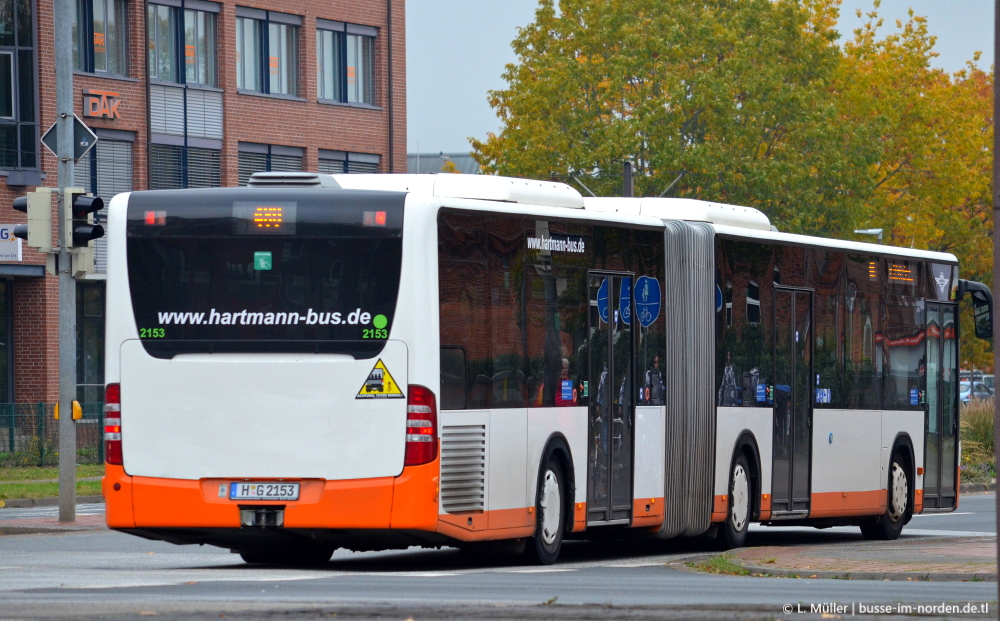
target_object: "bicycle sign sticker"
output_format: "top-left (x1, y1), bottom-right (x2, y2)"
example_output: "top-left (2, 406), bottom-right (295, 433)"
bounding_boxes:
top-left (635, 276), bottom-right (661, 328)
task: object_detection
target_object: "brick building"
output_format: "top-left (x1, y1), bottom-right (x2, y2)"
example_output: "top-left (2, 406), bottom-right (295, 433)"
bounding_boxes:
top-left (0, 0), bottom-right (406, 405)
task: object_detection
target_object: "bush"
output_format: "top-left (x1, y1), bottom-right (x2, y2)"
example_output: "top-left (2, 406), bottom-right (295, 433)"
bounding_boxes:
top-left (961, 398), bottom-right (995, 482)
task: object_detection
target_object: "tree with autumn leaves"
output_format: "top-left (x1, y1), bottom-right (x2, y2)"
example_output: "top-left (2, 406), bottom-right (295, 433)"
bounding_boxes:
top-left (472, 0), bottom-right (993, 368)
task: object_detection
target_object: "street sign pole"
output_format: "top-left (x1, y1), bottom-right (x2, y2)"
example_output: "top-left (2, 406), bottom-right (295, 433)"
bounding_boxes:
top-left (55, 0), bottom-right (76, 523)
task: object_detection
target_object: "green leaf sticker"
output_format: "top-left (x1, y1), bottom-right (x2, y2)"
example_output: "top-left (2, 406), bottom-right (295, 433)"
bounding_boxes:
top-left (254, 251), bottom-right (272, 271)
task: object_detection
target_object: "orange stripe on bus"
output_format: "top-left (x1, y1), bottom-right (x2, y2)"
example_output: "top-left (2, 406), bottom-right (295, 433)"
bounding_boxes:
top-left (390, 460), bottom-right (440, 531)
top-left (630, 497), bottom-right (664, 528)
top-left (103, 464), bottom-right (135, 529)
top-left (711, 494), bottom-right (726, 523)
top-left (809, 490), bottom-right (885, 518)
top-left (437, 511), bottom-right (534, 541)
top-left (572, 501), bottom-right (586, 532)
top-left (124, 475), bottom-right (395, 529)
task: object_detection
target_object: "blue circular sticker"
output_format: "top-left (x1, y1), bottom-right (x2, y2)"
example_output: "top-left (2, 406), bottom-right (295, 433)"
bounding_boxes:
top-left (636, 276), bottom-right (661, 328)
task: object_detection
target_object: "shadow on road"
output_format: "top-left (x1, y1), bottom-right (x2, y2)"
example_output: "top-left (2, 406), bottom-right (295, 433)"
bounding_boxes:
top-left (192, 524), bottom-right (921, 573)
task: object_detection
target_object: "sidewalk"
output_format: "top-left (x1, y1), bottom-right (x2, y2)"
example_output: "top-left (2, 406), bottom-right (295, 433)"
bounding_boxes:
top-left (723, 535), bottom-right (997, 582)
top-left (0, 510), bottom-right (106, 535)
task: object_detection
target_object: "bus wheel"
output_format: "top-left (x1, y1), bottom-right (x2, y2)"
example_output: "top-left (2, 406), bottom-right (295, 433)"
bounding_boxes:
top-left (716, 454), bottom-right (751, 550)
top-left (527, 457), bottom-right (565, 565)
top-left (860, 455), bottom-right (909, 541)
top-left (239, 544), bottom-right (333, 567)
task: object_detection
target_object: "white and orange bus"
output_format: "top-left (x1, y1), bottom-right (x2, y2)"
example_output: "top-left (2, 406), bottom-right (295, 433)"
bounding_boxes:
top-left (102, 173), bottom-right (992, 564)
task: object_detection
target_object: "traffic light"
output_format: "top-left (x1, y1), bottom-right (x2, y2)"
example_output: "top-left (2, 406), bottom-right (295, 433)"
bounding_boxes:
top-left (64, 188), bottom-right (104, 248)
top-left (11, 188), bottom-right (53, 253)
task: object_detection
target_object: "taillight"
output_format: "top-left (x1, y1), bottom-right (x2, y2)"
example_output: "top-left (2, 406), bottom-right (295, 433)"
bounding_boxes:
top-left (104, 383), bottom-right (122, 465)
top-left (404, 385), bottom-right (437, 466)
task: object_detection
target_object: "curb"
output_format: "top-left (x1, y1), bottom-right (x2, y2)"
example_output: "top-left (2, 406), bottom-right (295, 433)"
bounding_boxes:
top-left (676, 555), bottom-right (997, 583)
top-left (0, 524), bottom-right (105, 536)
top-left (737, 561), bottom-right (997, 583)
top-left (961, 481), bottom-right (996, 493)
top-left (0, 495), bottom-right (104, 509)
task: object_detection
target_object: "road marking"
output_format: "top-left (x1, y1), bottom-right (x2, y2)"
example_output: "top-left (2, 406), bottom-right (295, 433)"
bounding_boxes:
top-left (372, 572), bottom-right (460, 577)
top-left (501, 568), bottom-right (575, 573)
top-left (904, 529), bottom-right (995, 537)
top-left (911, 512), bottom-right (973, 517)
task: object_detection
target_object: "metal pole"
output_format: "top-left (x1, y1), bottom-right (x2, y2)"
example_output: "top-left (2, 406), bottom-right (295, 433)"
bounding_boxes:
top-left (387, 0), bottom-right (394, 172)
top-left (992, 0), bottom-right (999, 602)
top-left (55, 0), bottom-right (76, 523)
top-left (623, 161), bottom-right (633, 197)
top-left (37, 402), bottom-right (44, 467)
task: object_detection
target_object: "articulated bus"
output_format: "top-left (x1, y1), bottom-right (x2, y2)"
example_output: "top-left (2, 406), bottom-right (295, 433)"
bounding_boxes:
top-left (103, 173), bottom-right (993, 564)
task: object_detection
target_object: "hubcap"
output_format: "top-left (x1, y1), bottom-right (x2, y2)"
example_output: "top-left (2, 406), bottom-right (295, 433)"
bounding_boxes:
top-left (731, 464), bottom-right (749, 532)
top-left (888, 462), bottom-right (907, 522)
top-left (539, 470), bottom-right (561, 545)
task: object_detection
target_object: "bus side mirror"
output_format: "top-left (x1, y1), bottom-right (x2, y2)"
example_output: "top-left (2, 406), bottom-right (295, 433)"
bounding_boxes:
top-left (957, 279), bottom-right (993, 340)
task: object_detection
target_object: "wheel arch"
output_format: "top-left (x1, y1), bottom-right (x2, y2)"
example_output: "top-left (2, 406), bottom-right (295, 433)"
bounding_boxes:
top-left (729, 430), bottom-right (762, 521)
top-left (889, 432), bottom-right (916, 517)
top-left (537, 433), bottom-right (576, 534)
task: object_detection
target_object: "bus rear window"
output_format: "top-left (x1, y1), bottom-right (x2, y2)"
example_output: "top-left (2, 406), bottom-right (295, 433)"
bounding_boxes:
top-left (126, 188), bottom-right (404, 358)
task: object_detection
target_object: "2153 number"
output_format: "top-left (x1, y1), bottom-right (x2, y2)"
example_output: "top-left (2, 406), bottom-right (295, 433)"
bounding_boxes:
top-left (140, 328), bottom-right (165, 338)
top-left (362, 328), bottom-right (387, 339)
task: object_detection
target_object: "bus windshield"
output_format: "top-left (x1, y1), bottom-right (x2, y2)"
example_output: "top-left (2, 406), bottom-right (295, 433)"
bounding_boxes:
top-left (125, 188), bottom-right (405, 358)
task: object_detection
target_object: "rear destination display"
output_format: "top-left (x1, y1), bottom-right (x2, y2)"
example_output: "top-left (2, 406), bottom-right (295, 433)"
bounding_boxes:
top-left (125, 188), bottom-right (404, 358)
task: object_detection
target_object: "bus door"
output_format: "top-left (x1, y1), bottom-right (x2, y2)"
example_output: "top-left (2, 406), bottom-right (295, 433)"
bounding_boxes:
top-left (586, 272), bottom-right (635, 524)
top-left (923, 302), bottom-right (958, 509)
top-left (771, 288), bottom-right (813, 515)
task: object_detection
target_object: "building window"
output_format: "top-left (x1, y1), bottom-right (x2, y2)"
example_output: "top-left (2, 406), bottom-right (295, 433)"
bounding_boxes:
top-left (318, 150), bottom-right (380, 174)
top-left (0, 0), bottom-right (36, 171)
top-left (75, 135), bottom-right (133, 274)
top-left (184, 8), bottom-right (216, 85)
top-left (150, 143), bottom-right (221, 190)
top-left (77, 282), bottom-right (105, 404)
top-left (238, 142), bottom-right (303, 185)
top-left (74, 0), bottom-right (128, 75)
top-left (147, 4), bottom-right (176, 82)
top-left (724, 280), bottom-right (733, 327)
top-left (746, 279), bottom-right (760, 324)
top-left (148, 3), bottom-right (217, 86)
top-left (317, 20), bottom-right (375, 105)
top-left (236, 8), bottom-right (300, 96)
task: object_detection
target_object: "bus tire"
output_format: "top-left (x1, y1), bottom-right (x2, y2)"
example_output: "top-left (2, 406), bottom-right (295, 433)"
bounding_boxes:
top-left (527, 456), bottom-right (565, 565)
top-left (239, 544), bottom-right (333, 567)
top-left (860, 453), bottom-right (910, 541)
top-left (716, 453), bottom-right (751, 550)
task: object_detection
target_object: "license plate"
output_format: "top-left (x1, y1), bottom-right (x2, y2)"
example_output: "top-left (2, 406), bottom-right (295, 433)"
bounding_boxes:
top-left (229, 482), bottom-right (300, 501)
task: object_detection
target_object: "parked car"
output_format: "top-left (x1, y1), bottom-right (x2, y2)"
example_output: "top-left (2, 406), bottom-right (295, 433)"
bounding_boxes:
top-left (960, 380), bottom-right (993, 403)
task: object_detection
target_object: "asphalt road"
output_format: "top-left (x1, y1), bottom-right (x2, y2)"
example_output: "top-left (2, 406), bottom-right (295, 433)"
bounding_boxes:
top-left (0, 495), bottom-right (995, 620)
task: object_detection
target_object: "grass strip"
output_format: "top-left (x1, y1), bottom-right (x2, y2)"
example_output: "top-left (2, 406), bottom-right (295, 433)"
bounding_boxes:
top-left (688, 554), bottom-right (753, 576)
top-left (0, 465), bottom-right (104, 483)
top-left (0, 480), bottom-right (102, 500)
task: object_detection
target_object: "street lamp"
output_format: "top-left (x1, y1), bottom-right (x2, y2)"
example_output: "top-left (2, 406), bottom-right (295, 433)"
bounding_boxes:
top-left (854, 228), bottom-right (883, 243)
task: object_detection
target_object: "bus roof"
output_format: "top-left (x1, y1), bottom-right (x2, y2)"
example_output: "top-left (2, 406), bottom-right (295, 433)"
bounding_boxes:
top-left (248, 172), bottom-right (959, 264)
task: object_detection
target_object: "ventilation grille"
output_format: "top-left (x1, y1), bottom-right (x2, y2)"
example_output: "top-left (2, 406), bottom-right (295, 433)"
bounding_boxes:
top-left (440, 424), bottom-right (486, 513)
top-left (247, 172), bottom-right (342, 188)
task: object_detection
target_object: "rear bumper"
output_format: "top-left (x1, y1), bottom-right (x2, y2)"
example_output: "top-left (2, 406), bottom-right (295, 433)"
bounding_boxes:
top-left (103, 460), bottom-right (442, 546)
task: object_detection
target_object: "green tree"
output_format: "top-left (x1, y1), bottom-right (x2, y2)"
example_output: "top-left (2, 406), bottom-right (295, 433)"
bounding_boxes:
top-left (836, 4), bottom-right (993, 369)
top-left (472, 0), bottom-right (880, 236)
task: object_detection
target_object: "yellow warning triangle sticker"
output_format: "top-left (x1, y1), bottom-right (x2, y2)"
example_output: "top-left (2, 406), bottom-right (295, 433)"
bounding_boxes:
top-left (356, 359), bottom-right (405, 399)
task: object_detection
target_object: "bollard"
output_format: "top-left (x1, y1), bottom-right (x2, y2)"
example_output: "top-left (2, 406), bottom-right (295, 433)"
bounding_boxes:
top-left (98, 404), bottom-right (104, 463)
top-left (6, 404), bottom-right (13, 457)
top-left (37, 402), bottom-right (45, 467)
